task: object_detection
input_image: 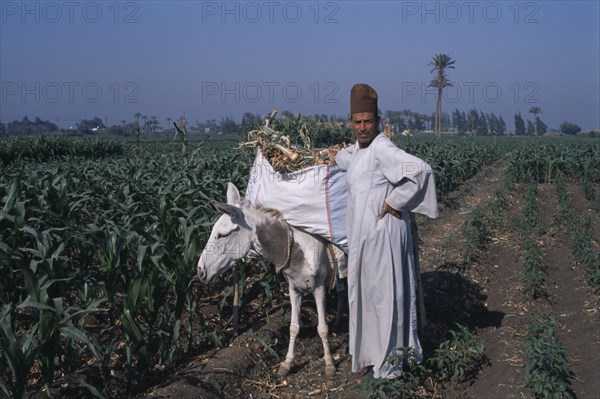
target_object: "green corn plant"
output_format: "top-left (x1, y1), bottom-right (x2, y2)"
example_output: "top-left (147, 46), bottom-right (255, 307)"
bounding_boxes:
top-left (151, 215), bottom-right (200, 365)
top-left (1, 180), bottom-right (27, 242)
top-left (0, 305), bottom-right (37, 399)
top-left (120, 259), bottom-right (158, 387)
top-left (17, 264), bottom-right (106, 397)
top-left (93, 226), bottom-right (134, 307)
top-left (0, 238), bottom-right (18, 306)
top-left (120, 306), bottom-right (147, 394)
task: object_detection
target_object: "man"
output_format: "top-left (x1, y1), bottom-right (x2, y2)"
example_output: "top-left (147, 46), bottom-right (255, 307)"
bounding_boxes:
top-left (334, 83), bottom-right (439, 379)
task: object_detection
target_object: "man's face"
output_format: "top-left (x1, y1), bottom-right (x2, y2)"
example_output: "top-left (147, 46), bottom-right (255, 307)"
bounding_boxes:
top-left (351, 112), bottom-right (379, 148)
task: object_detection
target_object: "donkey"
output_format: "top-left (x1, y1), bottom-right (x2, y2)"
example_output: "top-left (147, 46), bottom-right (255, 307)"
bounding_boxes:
top-left (197, 182), bottom-right (345, 378)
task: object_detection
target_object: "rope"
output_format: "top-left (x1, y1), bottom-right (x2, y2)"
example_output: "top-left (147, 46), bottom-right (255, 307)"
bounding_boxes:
top-left (276, 222), bottom-right (294, 273)
top-left (326, 243), bottom-right (339, 291)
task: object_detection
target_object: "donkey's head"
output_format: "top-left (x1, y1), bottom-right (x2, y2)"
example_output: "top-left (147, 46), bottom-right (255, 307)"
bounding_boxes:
top-left (197, 183), bottom-right (255, 285)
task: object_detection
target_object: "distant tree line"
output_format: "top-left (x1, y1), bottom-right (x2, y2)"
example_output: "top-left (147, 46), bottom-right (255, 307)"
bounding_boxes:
top-left (452, 109), bottom-right (507, 135)
top-left (513, 106), bottom-right (547, 136)
top-left (385, 110), bottom-right (431, 132)
top-left (383, 108), bottom-right (507, 136)
top-left (1, 116), bottom-right (58, 136)
top-left (0, 110), bottom-right (589, 137)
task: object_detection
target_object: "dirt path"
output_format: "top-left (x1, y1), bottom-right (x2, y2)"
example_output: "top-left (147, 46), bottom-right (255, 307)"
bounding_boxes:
top-left (457, 185), bottom-right (528, 399)
top-left (421, 170), bottom-right (535, 399)
top-left (416, 155), bottom-right (511, 271)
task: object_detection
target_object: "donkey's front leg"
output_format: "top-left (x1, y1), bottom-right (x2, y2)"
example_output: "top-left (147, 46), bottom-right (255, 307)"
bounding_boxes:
top-left (315, 286), bottom-right (336, 377)
top-left (278, 288), bottom-right (302, 377)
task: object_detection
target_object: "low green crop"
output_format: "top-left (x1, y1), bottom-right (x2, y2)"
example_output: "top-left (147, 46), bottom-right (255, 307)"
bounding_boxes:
top-left (520, 313), bottom-right (574, 399)
top-left (428, 323), bottom-right (485, 381)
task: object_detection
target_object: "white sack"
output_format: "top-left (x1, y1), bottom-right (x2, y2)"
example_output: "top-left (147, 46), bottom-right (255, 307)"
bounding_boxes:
top-left (245, 150), bottom-right (348, 252)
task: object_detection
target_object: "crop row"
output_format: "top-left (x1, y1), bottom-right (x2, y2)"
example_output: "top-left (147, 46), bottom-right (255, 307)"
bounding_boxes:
top-left (520, 313), bottom-right (574, 398)
top-left (514, 181), bottom-right (547, 299)
top-left (516, 174), bottom-right (578, 398)
top-left (508, 139), bottom-right (600, 183)
top-left (0, 136), bottom-right (126, 166)
top-left (554, 176), bottom-right (600, 295)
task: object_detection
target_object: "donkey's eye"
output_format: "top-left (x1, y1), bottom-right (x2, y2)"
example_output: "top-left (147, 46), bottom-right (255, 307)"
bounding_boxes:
top-left (217, 231), bottom-right (232, 239)
top-left (216, 226), bottom-right (238, 239)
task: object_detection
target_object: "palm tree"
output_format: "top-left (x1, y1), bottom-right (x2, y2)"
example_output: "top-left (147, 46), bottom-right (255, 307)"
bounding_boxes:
top-left (428, 54), bottom-right (455, 137)
top-left (529, 106), bottom-right (542, 135)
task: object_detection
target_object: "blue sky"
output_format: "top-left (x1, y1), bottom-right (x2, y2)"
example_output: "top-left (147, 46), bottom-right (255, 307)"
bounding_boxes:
top-left (1, 0), bottom-right (599, 130)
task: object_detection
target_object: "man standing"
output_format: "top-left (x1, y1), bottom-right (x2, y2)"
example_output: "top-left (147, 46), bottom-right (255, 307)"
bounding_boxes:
top-left (335, 83), bottom-right (439, 379)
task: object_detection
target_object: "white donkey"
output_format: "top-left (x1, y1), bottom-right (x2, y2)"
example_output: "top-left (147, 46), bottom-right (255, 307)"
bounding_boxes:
top-left (197, 182), bottom-right (345, 378)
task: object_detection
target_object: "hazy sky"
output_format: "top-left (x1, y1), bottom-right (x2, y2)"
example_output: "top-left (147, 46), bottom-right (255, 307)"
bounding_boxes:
top-left (1, 0), bottom-right (599, 130)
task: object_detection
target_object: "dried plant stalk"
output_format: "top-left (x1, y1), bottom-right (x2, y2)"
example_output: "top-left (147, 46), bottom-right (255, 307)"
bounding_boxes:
top-left (239, 125), bottom-right (342, 173)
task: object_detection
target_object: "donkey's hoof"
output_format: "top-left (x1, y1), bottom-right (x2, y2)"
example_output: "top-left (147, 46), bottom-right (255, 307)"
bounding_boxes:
top-left (325, 364), bottom-right (336, 378)
top-left (277, 363), bottom-right (291, 377)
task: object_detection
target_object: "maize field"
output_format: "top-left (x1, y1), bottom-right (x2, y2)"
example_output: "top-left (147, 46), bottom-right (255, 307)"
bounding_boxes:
top-left (1, 131), bottom-right (599, 399)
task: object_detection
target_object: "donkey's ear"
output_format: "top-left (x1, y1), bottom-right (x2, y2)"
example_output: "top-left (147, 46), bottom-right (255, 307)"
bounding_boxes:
top-left (214, 201), bottom-right (244, 222)
top-left (226, 182), bottom-right (241, 205)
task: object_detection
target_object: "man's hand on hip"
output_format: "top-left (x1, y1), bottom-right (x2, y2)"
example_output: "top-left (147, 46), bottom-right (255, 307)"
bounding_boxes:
top-left (379, 201), bottom-right (401, 219)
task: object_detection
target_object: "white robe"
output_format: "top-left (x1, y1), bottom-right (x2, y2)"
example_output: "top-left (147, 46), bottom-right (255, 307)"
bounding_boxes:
top-left (336, 133), bottom-right (439, 379)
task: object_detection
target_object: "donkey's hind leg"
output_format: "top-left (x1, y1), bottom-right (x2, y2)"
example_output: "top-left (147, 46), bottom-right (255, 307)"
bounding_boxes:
top-left (278, 288), bottom-right (302, 377)
top-left (315, 285), bottom-right (336, 377)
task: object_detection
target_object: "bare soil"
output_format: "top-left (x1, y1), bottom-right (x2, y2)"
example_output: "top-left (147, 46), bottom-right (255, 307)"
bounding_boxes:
top-left (140, 161), bottom-right (600, 399)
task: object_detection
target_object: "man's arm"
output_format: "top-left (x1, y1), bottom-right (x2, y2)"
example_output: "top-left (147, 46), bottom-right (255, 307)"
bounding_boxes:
top-left (377, 140), bottom-right (439, 219)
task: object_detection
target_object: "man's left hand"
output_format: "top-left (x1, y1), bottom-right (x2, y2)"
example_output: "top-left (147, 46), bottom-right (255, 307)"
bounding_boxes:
top-left (378, 201), bottom-right (401, 219)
